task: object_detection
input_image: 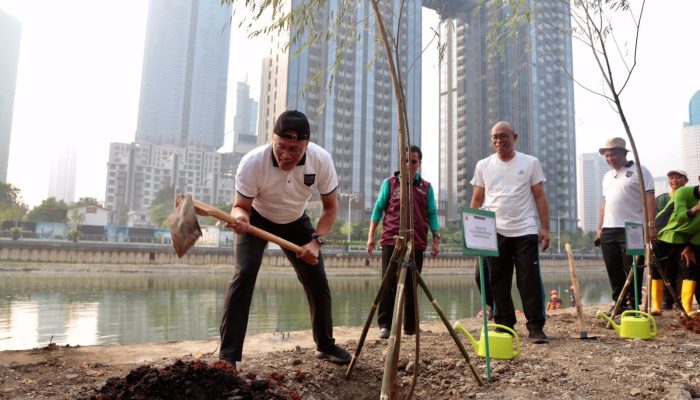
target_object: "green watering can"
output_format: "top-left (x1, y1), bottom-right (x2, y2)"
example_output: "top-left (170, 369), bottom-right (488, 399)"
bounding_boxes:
top-left (454, 321), bottom-right (521, 360)
top-left (596, 310), bottom-right (657, 340)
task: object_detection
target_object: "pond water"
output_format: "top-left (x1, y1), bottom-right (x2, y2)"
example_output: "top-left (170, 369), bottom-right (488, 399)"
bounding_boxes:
top-left (0, 266), bottom-right (613, 350)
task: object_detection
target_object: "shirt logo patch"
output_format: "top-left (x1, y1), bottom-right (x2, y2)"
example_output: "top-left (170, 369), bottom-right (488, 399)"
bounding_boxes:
top-left (626, 171), bottom-right (633, 178)
top-left (304, 174), bottom-right (316, 187)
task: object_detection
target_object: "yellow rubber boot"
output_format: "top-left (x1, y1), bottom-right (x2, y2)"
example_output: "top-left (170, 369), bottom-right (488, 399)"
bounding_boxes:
top-left (650, 279), bottom-right (664, 316)
top-left (681, 280), bottom-right (697, 316)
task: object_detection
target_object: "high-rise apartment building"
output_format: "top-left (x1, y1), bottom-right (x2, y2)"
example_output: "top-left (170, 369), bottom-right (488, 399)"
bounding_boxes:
top-left (233, 81), bottom-right (258, 140)
top-left (48, 147), bottom-right (77, 203)
top-left (258, 0), bottom-right (422, 218)
top-left (436, 1), bottom-right (577, 229)
top-left (682, 125), bottom-right (700, 183)
top-left (135, 0), bottom-right (231, 151)
top-left (104, 142), bottom-right (234, 225)
top-left (0, 10), bottom-right (21, 183)
top-left (577, 153), bottom-right (608, 232)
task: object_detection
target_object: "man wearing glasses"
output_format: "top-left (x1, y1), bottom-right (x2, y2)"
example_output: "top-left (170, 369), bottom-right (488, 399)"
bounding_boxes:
top-left (470, 121), bottom-right (551, 343)
top-left (367, 145), bottom-right (440, 339)
top-left (219, 110), bottom-right (350, 370)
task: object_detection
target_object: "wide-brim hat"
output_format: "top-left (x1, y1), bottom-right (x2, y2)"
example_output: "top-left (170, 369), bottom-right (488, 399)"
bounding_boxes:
top-left (667, 169), bottom-right (688, 179)
top-left (598, 137), bottom-right (629, 155)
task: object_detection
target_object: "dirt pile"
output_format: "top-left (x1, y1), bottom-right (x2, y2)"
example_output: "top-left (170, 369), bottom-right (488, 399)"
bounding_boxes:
top-left (682, 314), bottom-right (700, 334)
top-left (86, 359), bottom-right (296, 400)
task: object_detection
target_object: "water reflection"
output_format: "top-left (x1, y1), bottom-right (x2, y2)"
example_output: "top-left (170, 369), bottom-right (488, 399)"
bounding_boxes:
top-left (0, 267), bottom-right (612, 350)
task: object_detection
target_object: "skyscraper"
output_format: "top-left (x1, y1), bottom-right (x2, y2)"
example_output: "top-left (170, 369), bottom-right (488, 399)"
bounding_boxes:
top-left (436, 1), bottom-right (577, 229)
top-left (233, 80), bottom-right (258, 140)
top-left (135, 0), bottom-right (232, 151)
top-left (689, 90), bottom-right (700, 126)
top-left (258, 0), bottom-right (422, 218)
top-left (48, 146), bottom-right (77, 203)
top-left (0, 10), bottom-right (21, 183)
top-left (577, 153), bottom-right (608, 232)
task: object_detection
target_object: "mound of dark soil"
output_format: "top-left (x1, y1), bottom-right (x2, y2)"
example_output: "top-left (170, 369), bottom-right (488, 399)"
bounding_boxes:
top-left (683, 314), bottom-right (700, 333)
top-left (86, 359), bottom-right (298, 400)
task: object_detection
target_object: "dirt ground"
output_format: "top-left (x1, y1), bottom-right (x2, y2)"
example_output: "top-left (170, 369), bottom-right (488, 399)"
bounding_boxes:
top-left (1, 304), bottom-right (699, 400)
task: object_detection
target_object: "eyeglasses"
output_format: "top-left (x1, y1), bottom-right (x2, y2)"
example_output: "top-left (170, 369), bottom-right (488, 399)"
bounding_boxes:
top-left (491, 133), bottom-right (512, 141)
top-left (273, 143), bottom-right (305, 155)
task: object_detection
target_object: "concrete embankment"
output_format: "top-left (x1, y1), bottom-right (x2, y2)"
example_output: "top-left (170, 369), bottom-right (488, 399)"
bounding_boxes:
top-left (0, 239), bottom-right (603, 273)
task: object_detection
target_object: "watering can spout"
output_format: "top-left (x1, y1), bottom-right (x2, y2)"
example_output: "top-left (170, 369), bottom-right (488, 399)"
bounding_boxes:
top-left (596, 310), bottom-right (621, 334)
top-left (453, 321), bottom-right (479, 352)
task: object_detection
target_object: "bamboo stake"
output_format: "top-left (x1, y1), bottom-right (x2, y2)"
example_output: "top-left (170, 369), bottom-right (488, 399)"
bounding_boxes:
top-left (565, 244), bottom-right (588, 338)
top-left (404, 264), bottom-right (420, 399)
top-left (380, 241), bottom-right (413, 399)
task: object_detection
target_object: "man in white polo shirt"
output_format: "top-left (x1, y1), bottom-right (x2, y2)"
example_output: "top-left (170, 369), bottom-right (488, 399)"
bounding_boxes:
top-left (597, 137), bottom-right (656, 315)
top-left (219, 110), bottom-right (350, 369)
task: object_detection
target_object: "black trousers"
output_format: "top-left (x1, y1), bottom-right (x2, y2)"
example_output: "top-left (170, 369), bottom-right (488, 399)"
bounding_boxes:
top-left (474, 262), bottom-right (494, 309)
top-left (219, 209), bottom-right (335, 362)
top-left (377, 245), bottom-right (424, 332)
top-left (601, 228), bottom-right (644, 305)
top-left (486, 234), bottom-right (545, 333)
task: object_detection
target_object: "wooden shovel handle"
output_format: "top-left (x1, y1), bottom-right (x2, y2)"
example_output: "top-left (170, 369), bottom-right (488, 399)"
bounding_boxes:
top-left (191, 200), bottom-right (304, 255)
top-left (565, 243), bottom-right (586, 333)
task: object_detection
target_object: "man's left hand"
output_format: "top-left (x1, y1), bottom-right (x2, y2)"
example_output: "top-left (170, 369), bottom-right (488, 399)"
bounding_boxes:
top-left (431, 237), bottom-right (440, 258)
top-left (539, 228), bottom-right (550, 252)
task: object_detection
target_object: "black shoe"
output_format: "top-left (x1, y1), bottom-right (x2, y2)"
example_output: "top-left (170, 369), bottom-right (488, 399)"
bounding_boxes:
top-left (528, 329), bottom-right (548, 343)
top-left (403, 327), bottom-right (425, 336)
top-left (378, 327), bottom-right (390, 339)
top-left (314, 344), bottom-right (351, 365)
top-left (218, 357), bottom-right (237, 372)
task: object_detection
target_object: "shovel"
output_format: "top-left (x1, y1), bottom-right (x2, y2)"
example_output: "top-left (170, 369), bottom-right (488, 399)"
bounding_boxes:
top-left (169, 195), bottom-right (312, 263)
top-left (565, 243), bottom-right (596, 339)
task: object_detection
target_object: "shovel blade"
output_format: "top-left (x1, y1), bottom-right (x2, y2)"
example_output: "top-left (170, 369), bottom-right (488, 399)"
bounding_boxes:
top-left (169, 194), bottom-right (202, 258)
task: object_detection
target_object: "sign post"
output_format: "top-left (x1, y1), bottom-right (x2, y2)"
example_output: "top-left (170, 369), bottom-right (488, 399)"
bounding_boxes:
top-left (625, 222), bottom-right (645, 311)
top-left (461, 208), bottom-right (498, 381)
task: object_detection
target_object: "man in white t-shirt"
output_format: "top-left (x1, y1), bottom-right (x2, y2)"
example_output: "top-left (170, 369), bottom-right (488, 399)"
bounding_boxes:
top-left (219, 110), bottom-right (350, 369)
top-left (470, 121), bottom-right (551, 343)
top-left (597, 137), bottom-right (656, 314)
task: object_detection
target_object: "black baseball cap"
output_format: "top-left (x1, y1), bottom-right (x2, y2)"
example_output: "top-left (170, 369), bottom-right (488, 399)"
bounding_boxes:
top-left (273, 110), bottom-right (310, 141)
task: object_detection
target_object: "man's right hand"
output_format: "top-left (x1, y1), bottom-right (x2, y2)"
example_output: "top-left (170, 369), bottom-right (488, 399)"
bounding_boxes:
top-left (366, 237), bottom-right (376, 257)
top-left (227, 215), bottom-right (250, 235)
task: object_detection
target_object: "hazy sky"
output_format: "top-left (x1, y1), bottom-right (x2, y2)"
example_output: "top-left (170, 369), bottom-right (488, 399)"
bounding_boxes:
top-left (1, 1), bottom-right (699, 208)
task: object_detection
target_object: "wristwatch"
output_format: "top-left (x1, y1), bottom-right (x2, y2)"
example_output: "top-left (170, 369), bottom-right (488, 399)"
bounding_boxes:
top-left (312, 233), bottom-right (326, 245)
